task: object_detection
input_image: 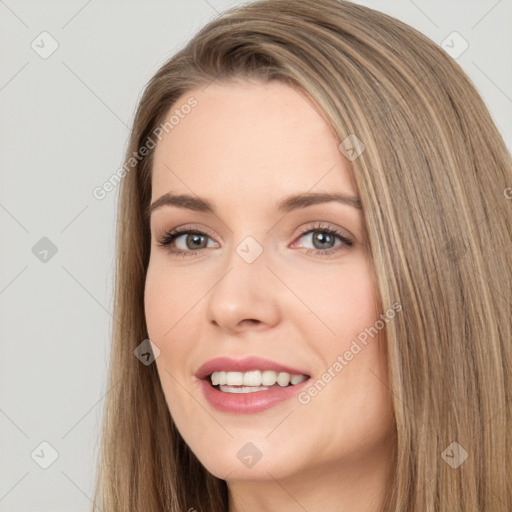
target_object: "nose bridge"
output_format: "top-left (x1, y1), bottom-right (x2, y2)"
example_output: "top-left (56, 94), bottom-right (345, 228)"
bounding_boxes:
top-left (212, 233), bottom-right (269, 302)
top-left (205, 233), bottom-right (279, 329)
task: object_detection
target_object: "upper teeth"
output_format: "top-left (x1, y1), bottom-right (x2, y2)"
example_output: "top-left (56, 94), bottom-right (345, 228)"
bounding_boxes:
top-left (210, 370), bottom-right (307, 387)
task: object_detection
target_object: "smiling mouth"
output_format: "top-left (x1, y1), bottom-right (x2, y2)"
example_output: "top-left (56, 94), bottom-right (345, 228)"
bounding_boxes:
top-left (207, 370), bottom-right (310, 393)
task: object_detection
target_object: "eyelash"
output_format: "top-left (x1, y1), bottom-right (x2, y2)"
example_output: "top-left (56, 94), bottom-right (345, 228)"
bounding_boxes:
top-left (156, 222), bottom-right (353, 259)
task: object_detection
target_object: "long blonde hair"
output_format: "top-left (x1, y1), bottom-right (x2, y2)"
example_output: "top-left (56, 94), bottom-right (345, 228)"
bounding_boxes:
top-left (92, 0), bottom-right (512, 510)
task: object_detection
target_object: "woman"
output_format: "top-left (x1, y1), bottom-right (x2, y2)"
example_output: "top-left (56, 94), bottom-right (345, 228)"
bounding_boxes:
top-left (92, 0), bottom-right (512, 510)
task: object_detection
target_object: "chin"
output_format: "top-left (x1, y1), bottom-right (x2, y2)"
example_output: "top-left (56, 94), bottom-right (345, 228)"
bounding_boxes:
top-left (190, 436), bottom-right (304, 482)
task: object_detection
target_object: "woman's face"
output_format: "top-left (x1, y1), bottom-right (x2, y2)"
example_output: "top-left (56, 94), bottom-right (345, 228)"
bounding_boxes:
top-left (145, 80), bottom-right (395, 485)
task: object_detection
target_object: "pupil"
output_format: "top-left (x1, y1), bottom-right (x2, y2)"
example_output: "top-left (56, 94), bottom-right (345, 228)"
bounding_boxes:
top-left (187, 234), bottom-right (206, 249)
top-left (314, 232), bottom-right (333, 249)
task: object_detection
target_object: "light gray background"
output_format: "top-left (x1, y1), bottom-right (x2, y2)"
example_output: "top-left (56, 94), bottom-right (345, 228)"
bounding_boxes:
top-left (0, 1), bottom-right (510, 510)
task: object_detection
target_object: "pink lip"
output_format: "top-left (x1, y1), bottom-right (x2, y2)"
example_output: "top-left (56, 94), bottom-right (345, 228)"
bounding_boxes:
top-left (194, 356), bottom-right (310, 380)
top-left (198, 378), bottom-right (311, 414)
top-left (195, 356), bottom-right (311, 414)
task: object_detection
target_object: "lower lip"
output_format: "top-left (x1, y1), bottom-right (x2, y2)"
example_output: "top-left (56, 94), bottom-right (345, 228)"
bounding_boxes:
top-left (198, 377), bottom-right (311, 414)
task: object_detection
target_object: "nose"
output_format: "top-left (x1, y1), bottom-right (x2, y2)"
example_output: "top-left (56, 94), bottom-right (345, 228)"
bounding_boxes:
top-left (205, 244), bottom-right (281, 334)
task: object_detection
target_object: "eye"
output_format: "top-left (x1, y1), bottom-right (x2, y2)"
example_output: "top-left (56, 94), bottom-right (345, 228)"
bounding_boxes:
top-left (156, 226), bottom-right (218, 257)
top-left (292, 223), bottom-right (353, 258)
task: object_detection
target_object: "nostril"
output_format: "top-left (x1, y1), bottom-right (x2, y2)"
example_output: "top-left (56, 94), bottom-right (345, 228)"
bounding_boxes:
top-left (242, 319), bottom-right (260, 326)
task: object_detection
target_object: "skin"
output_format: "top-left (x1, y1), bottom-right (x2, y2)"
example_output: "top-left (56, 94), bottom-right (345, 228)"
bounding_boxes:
top-left (144, 79), bottom-right (396, 512)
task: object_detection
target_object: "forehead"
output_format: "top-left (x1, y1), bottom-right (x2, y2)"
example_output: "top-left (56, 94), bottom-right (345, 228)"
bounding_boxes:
top-left (151, 80), bottom-right (357, 205)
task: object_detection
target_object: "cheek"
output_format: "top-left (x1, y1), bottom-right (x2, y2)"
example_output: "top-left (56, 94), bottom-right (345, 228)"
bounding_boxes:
top-left (144, 266), bottom-right (197, 415)
top-left (144, 262), bottom-right (203, 379)
top-left (144, 273), bottom-right (171, 340)
top-left (292, 258), bottom-right (387, 418)
top-left (143, 261), bottom-right (194, 339)
top-left (285, 257), bottom-right (377, 338)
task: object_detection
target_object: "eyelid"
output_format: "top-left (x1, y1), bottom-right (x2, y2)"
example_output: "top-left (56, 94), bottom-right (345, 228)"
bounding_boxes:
top-left (156, 223), bottom-right (220, 243)
top-left (294, 221), bottom-right (353, 240)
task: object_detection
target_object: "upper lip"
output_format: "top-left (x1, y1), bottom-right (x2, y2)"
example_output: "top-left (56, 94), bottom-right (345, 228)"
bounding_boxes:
top-left (195, 356), bottom-right (310, 380)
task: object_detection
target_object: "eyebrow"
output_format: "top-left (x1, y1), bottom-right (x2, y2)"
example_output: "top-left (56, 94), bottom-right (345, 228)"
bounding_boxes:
top-left (148, 191), bottom-right (362, 217)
